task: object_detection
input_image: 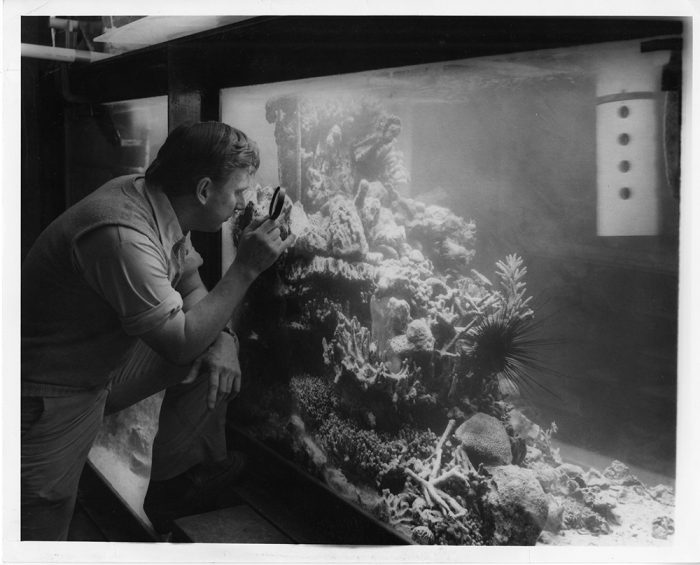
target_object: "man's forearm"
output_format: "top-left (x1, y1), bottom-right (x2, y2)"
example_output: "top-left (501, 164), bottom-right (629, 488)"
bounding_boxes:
top-left (177, 266), bottom-right (254, 363)
top-left (181, 284), bottom-right (209, 313)
top-left (143, 262), bottom-right (255, 365)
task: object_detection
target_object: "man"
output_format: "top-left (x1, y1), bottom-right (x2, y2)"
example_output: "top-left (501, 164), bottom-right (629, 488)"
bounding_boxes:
top-left (21, 122), bottom-right (293, 540)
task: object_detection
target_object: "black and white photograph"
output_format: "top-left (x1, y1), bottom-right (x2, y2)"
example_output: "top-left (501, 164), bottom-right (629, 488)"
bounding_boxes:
top-left (3, 2), bottom-right (700, 563)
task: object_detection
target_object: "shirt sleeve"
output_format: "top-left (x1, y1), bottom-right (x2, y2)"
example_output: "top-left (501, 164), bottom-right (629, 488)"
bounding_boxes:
top-left (74, 226), bottom-right (184, 336)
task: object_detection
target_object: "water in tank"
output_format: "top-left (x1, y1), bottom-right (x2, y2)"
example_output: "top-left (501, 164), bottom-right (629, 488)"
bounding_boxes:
top-left (221, 38), bottom-right (680, 545)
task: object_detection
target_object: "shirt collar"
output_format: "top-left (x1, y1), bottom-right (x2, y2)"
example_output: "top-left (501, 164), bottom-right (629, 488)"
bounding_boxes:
top-left (138, 176), bottom-right (187, 252)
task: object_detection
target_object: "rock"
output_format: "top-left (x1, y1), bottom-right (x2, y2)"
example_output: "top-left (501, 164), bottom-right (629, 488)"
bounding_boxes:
top-left (376, 244), bottom-right (399, 259)
top-left (326, 195), bottom-right (368, 260)
top-left (285, 256), bottom-right (376, 286)
top-left (603, 460), bottom-right (643, 487)
top-left (294, 211), bottom-right (330, 257)
top-left (529, 461), bottom-right (558, 493)
top-left (455, 412), bottom-right (512, 466)
top-left (649, 484), bottom-right (675, 506)
top-left (582, 487), bottom-right (619, 524)
top-left (370, 208), bottom-right (406, 250)
top-left (508, 409), bottom-right (541, 441)
top-left (408, 249), bottom-right (425, 263)
top-left (537, 531), bottom-right (559, 545)
top-left (128, 453), bottom-right (150, 476)
top-left (557, 463), bottom-right (587, 487)
top-left (402, 202), bottom-right (477, 273)
top-left (544, 496), bottom-right (564, 533)
top-left (651, 515), bottom-right (675, 540)
top-left (510, 436), bottom-right (527, 465)
top-left (365, 251), bottom-right (384, 265)
top-left (385, 334), bottom-right (411, 373)
top-left (127, 426), bottom-right (149, 455)
top-left (324, 467), bottom-right (358, 501)
top-left (482, 465), bottom-right (549, 545)
top-left (411, 525), bottom-right (435, 545)
top-left (365, 180), bottom-right (388, 201)
top-left (406, 318), bottom-right (435, 351)
top-left (584, 467), bottom-right (611, 489)
top-left (524, 445), bottom-right (543, 465)
top-left (370, 295), bottom-right (411, 354)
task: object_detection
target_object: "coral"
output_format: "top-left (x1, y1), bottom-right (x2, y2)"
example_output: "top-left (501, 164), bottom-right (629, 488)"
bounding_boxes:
top-left (603, 460), bottom-right (644, 487)
top-left (238, 90), bottom-right (679, 549)
top-left (370, 295), bottom-right (411, 354)
top-left (231, 184), bottom-right (294, 245)
top-left (374, 259), bottom-right (439, 317)
top-left (559, 498), bottom-right (611, 535)
top-left (648, 484), bottom-right (675, 506)
top-left (323, 311), bottom-right (382, 387)
top-left (291, 206), bottom-right (331, 257)
top-left (393, 419), bottom-right (490, 545)
top-left (406, 319), bottom-right (435, 351)
top-left (317, 413), bottom-right (401, 484)
top-left (286, 256), bottom-right (376, 287)
top-left (493, 254), bottom-right (534, 319)
top-left (325, 195), bottom-right (369, 260)
top-left (651, 515), bottom-right (675, 540)
top-left (352, 113), bottom-right (408, 191)
top-left (411, 525), bottom-right (435, 544)
top-left (454, 413), bottom-right (513, 467)
top-left (289, 374), bottom-right (338, 429)
top-left (400, 201), bottom-right (477, 274)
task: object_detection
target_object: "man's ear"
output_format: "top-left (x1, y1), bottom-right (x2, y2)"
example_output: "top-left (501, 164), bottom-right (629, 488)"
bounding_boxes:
top-left (195, 177), bottom-right (213, 205)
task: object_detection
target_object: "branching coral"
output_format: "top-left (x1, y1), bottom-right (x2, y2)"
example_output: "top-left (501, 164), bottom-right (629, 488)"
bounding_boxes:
top-left (378, 419), bottom-right (490, 545)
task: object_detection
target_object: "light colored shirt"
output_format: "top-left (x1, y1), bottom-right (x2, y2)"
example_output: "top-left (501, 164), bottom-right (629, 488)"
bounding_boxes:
top-left (22, 174), bottom-right (204, 395)
top-left (74, 178), bottom-right (203, 336)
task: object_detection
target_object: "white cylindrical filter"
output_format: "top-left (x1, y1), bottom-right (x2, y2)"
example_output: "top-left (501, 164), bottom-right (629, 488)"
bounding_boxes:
top-left (594, 44), bottom-right (671, 236)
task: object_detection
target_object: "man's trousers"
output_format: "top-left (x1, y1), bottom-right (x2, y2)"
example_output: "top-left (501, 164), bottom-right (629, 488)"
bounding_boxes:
top-left (21, 341), bottom-right (228, 541)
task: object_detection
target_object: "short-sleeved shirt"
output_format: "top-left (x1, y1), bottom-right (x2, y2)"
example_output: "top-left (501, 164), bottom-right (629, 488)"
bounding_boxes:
top-left (21, 175), bottom-right (203, 396)
top-left (74, 183), bottom-right (203, 337)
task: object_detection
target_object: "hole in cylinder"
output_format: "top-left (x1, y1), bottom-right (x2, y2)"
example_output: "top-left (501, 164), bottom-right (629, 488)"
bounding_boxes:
top-left (619, 187), bottom-right (632, 200)
top-left (618, 160), bottom-right (631, 172)
top-left (618, 133), bottom-right (630, 145)
top-left (618, 105), bottom-right (630, 118)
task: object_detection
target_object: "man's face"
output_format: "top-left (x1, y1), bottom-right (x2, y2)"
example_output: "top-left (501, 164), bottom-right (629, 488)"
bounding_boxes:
top-left (202, 168), bottom-right (252, 231)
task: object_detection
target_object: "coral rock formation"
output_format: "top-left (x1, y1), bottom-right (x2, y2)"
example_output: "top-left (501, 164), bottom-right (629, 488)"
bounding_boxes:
top-left (482, 465), bottom-right (549, 545)
top-left (455, 412), bottom-right (513, 467)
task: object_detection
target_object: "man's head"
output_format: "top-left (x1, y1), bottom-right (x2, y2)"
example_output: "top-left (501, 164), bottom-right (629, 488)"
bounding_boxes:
top-left (146, 121), bottom-right (259, 195)
top-left (145, 121), bottom-right (260, 231)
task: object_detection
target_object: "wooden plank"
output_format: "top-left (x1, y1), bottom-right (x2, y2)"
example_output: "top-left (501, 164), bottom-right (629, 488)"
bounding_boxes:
top-left (230, 478), bottom-right (322, 544)
top-left (172, 504), bottom-right (293, 544)
top-left (228, 427), bottom-right (412, 545)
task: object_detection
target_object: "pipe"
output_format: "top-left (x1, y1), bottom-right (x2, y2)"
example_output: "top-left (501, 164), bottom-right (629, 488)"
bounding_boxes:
top-left (21, 43), bottom-right (112, 64)
top-left (48, 17), bottom-right (80, 33)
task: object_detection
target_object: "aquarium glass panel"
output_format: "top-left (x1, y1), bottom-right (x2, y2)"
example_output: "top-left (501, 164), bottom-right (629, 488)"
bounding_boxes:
top-left (63, 95), bottom-right (168, 527)
top-left (221, 38), bottom-right (679, 545)
top-left (65, 96), bottom-right (168, 205)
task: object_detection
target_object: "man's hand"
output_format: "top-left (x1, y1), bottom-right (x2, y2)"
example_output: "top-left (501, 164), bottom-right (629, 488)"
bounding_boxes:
top-left (233, 216), bottom-right (296, 281)
top-left (181, 330), bottom-right (241, 410)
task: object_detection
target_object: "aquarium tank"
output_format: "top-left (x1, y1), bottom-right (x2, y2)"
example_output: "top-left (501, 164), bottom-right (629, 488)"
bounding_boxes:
top-left (221, 37), bottom-right (680, 546)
